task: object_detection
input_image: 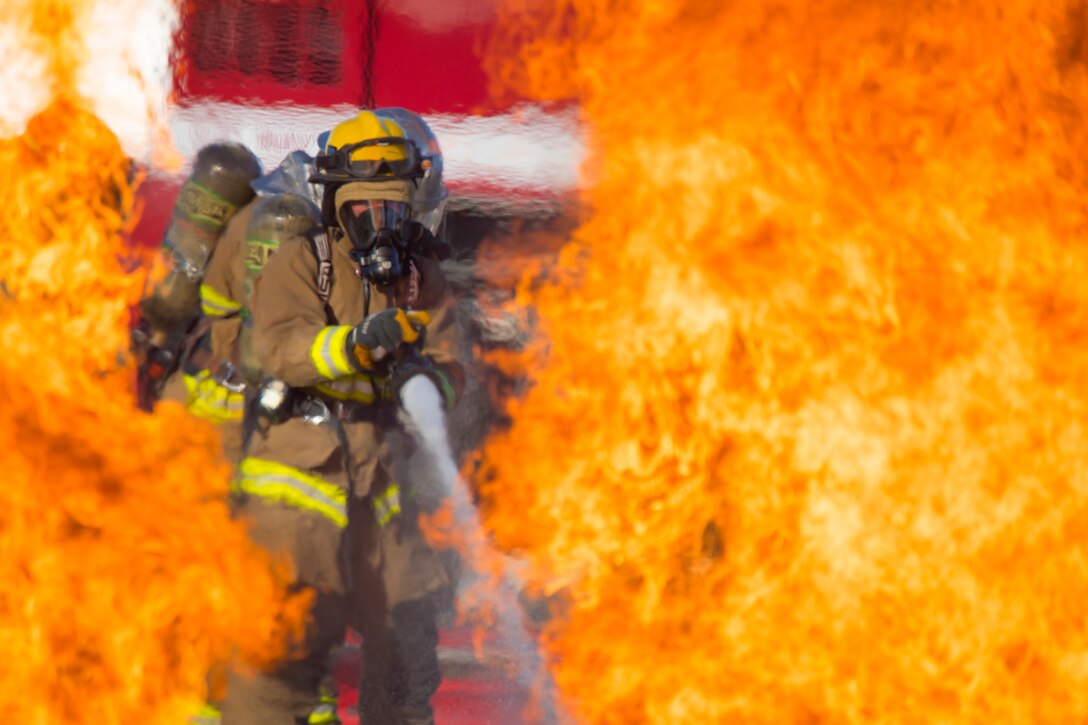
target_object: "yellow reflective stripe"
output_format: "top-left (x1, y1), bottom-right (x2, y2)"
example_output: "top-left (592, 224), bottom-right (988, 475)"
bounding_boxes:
top-left (373, 484), bottom-right (402, 526)
top-left (183, 371), bottom-right (245, 424)
top-left (199, 283), bottom-right (242, 317)
top-left (237, 458), bottom-right (347, 528)
top-left (314, 378), bottom-right (376, 404)
top-left (309, 326), bottom-right (355, 379)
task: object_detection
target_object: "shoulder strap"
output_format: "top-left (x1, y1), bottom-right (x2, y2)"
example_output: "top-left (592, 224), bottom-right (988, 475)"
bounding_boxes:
top-left (307, 229), bottom-right (333, 307)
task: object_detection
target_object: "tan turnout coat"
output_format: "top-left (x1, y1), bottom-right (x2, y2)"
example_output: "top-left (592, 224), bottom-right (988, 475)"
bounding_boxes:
top-left (200, 198), bottom-right (252, 366)
top-left (246, 229), bottom-right (460, 500)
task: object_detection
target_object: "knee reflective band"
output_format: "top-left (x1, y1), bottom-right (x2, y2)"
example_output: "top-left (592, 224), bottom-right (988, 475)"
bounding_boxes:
top-left (199, 283), bottom-right (242, 317)
top-left (373, 484), bottom-right (402, 526)
top-left (310, 325), bottom-right (355, 379)
top-left (237, 458), bottom-right (348, 528)
top-left (183, 370), bottom-right (245, 424)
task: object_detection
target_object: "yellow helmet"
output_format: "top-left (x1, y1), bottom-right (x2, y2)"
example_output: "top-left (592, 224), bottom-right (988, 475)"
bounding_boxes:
top-left (311, 110), bottom-right (423, 184)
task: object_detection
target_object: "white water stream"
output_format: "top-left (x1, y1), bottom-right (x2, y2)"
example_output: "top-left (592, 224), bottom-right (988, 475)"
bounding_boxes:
top-left (399, 374), bottom-right (566, 722)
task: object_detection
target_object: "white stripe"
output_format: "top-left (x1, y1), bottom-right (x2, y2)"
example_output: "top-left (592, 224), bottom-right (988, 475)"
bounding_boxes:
top-left (165, 101), bottom-right (583, 198)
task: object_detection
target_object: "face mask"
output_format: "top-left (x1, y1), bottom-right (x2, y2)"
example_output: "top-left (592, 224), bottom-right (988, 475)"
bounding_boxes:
top-left (338, 199), bottom-right (412, 286)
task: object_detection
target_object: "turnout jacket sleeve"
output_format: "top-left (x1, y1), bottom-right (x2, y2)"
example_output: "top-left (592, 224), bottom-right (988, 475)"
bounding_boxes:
top-left (201, 200), bottom-right (254, 366)
top-left (250, 235), bottom-right (335, 387)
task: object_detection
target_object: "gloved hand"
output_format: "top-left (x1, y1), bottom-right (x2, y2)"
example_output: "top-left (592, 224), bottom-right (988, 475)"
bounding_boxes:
top-left (345, 307), bottom-right (431, 370)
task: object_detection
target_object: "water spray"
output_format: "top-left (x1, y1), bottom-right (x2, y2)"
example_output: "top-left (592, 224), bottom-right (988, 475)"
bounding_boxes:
top-left (398, 373), bottom-right (566, 722)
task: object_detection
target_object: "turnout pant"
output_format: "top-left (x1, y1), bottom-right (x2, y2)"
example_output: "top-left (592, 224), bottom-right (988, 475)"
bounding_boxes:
top-left (350, 495), bottom-right (450, 725)
top-left (221, 499), bottom-right (349, 725)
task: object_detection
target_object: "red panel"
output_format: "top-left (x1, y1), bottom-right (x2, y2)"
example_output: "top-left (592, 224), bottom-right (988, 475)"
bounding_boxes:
top-left (369, 0), bottom-right (498, 115)
top-left (174, 0), bottom-right (506, 114)
top-left (128, 174), bottom-right (181, 249)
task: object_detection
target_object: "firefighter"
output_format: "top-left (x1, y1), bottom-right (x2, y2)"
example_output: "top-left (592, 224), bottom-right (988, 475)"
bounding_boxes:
top-left (156, 197), bottom-right (254, 461)
top-left (177, 162), bottom-right (331, 724)
top-left (195, 190), bottom-right (342, 725)
top-left (137, 142), bottom-right (260, 463)
top-left (135, 142), bottom-right (261, 416)
top-left (220, 109), bottom-right (460, 725)
top-left (160, 151), bottom-right (324, 464)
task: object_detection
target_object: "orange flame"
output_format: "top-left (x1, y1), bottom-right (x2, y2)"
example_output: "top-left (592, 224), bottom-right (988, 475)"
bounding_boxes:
top-left (482, 1), bottom-right (1088, 722)
top-left (0, 2), bottom-right (307, 723)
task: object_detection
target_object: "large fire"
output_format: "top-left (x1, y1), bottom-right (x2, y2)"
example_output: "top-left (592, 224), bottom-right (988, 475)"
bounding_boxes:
top-left (481, 1), bottom-right (1088, 722)
top-left (0, 2), bottom-right (306, 722)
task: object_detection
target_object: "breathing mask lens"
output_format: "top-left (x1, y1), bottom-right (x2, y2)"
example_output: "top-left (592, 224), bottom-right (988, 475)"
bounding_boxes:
top-left (366, 199), bottom-right (411, 237)
top-left (339, 200), bottom-right (411, 249)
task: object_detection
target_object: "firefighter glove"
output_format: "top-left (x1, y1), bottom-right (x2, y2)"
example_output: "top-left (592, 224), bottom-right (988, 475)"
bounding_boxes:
top-left (346, 308), bottom-right (430, 370)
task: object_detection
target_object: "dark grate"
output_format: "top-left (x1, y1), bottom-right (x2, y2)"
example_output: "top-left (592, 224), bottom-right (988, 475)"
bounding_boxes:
top-left (177, 0), bottom-right (365, 104)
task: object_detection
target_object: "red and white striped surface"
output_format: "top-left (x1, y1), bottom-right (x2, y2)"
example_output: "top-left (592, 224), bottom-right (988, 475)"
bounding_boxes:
top-left (167, 101), bottom-right (582, 199)
top-left (131, 101), bottom-right (581, 246)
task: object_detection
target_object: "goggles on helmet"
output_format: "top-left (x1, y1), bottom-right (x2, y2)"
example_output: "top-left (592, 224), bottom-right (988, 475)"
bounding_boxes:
top-left (311, 137), bottom-right (424, 184)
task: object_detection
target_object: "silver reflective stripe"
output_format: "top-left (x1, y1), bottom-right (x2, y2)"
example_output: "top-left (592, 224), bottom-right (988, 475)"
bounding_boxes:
top-left (320, 328), bottom-right (341, 378)
top-left (238, 458), bottom-right (348, 527)
top-left (373, 485), bottom-right (402, 525)
top-left (244, 474), bottom-right (346, 519)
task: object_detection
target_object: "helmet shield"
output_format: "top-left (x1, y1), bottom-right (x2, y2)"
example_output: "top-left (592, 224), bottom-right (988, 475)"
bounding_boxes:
top-left (375, 107), bottom-right (449, 234)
